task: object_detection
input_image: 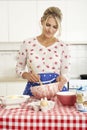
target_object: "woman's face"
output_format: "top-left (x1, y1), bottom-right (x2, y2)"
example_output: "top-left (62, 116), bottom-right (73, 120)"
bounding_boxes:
top-left (42, 16), bottom-right (58, 39)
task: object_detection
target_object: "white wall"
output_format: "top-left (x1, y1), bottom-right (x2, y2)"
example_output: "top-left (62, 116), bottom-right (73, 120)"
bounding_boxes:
top-left (0, 0), bottom-right (87, 79)
top-left (0, 0), bottom-right (87, 43)
top-left (1, 43), bottom-right (87, 96)
top-left (0, 42), bottom-right (87, 80)
top-left (70, 44), bottom-right (87, 78)
top-left (0, 0), bottom-right (87, 96)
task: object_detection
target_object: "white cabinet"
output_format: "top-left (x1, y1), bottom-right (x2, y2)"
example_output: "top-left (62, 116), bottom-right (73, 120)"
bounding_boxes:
top-left (0, 49), bottom-right (27, 96)
top-left (9, 1), bottom-right (37, 42)
top-left (66, 0), bottom-right (87, 43)
top-left (6, 81), bottom-right (26, 96)
top-left (0, 0), bottom-right (87, 43)
top-left (0, 82), bottom-right (6, 96)
top-left (0, 1), bottom-right (8, 41)
top-left (0, 1), bottom-right (37, 42)
top-left (0, 81), bottom-right (26, 96)
top-left (0, 51), bottom-right (17, 78)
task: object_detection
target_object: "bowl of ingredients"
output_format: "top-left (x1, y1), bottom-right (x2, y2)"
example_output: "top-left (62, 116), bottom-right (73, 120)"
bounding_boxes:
top-left (56, 91), bottom-right (76, 106)
top-left (30, 82), bottom-right (59, 99)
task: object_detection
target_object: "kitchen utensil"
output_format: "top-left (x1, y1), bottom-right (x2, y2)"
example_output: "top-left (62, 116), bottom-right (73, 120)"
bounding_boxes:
top-left (27, 63), bottom-right (43, 85)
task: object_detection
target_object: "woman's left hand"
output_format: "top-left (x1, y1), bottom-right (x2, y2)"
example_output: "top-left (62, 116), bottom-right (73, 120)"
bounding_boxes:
top-left (56, 75), bottom-right (67, 91)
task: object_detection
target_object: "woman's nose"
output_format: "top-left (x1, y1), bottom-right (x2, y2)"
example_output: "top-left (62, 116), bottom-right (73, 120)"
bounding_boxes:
top-left (48, 27), bottom-right (53, 33)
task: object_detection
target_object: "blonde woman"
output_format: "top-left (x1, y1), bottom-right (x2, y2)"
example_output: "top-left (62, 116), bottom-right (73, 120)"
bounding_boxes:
top-left (16, 6), bottom-right (71, 96)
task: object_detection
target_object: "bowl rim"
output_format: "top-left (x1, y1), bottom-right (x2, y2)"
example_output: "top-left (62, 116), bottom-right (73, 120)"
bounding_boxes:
top-left (56, 91), bottom-right (76, 96)
top-left (31, 82), bottom-right (59, 88)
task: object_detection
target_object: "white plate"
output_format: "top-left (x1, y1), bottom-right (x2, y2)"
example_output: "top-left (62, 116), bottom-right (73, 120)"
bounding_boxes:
top-left (0, 95), bottom-right (30, 105)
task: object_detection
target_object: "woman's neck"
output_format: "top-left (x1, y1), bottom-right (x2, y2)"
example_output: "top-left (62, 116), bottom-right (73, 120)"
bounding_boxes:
top-left (37, 34), bottom-right (57, 47)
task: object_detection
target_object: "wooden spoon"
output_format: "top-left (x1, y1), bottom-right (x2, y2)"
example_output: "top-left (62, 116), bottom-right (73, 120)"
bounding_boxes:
top-left (27, 62), bottom-right (43, 85)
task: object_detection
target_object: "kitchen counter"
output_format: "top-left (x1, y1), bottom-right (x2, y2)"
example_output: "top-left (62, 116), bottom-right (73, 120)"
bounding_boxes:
top-left (0, 77), bottom-right (27, 82)
top-left (0, 96), bottom-right (87, 130)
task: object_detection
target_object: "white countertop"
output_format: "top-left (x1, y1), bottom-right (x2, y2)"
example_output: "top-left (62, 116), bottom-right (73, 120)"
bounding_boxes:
top-left (0, 77), bottom-right (27, 82)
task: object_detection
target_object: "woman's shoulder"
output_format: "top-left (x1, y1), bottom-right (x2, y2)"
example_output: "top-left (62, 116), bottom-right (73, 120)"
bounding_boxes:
top-left (58, 40), bottom-right (70, 47)
top-left (23, 37), bottom-right (37, 44)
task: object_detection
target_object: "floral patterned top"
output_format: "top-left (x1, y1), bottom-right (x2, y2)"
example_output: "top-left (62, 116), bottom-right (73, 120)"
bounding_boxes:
top-left (16, 37), bottom-right (71, 81)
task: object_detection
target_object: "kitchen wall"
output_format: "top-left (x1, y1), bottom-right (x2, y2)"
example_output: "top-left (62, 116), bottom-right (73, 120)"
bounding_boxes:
top-left (0, 0), bottom-right (87, 42)
top-left (70, 44), bottom-right (87, 79)
top-left (0, 42), bottom-right (87, 96)
top-left (0, 42), bottom-right (87, 80)
top-left (0, 0), bottom-right (87, 96)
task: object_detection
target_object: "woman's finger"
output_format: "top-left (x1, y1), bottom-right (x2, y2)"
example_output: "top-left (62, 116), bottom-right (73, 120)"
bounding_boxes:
top-left (28, 73), bottom-right (40, 82)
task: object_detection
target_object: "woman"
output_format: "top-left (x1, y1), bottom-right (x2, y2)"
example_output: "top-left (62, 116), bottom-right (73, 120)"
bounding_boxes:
top-left (16, 6), bottom-right (71, 96)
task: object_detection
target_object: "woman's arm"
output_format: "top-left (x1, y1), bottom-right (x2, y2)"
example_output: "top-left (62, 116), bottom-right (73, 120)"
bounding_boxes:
top-left (16, 41), bottom-right (28, 77)
top-left (56, 43), bottom-right (71, 91)
top-left (56, 75), bottom-right (67, 91)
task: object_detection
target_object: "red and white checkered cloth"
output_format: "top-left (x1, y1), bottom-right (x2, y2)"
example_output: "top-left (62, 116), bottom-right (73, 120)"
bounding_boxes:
top-left (0, 96), bottom-right (87, 130)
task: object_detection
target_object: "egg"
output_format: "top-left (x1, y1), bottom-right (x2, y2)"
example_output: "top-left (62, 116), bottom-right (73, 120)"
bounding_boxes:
top-left (40, 97), bottom-right (48, 107)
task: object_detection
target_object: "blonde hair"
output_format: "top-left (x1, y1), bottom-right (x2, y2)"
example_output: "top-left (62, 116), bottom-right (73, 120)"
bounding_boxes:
top-left (41, 6), bottom-right (63, 35)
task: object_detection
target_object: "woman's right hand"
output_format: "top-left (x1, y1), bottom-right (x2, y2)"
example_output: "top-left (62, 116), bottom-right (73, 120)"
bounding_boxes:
top-left (22, 72), bottom-right (40, 82)
top-left (56, 75), bottom-right (67, 91)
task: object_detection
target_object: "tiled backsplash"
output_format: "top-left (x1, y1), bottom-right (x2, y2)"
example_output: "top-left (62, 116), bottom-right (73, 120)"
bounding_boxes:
top-left (70, 44), bottom-right (87, 79)
top-left (0, 51), bottom-right (18, 79)
top-left (0, 43), bottom-right (87, 80)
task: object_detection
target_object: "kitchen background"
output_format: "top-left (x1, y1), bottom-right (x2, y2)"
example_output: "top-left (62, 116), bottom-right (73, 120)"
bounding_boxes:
top-left (0, 0), bottom-right (87, 96)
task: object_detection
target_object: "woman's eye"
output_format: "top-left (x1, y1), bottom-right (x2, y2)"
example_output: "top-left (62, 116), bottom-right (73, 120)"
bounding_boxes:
top-left (53, 26), bottom-right (58, 29)
top-left (46, 23), bottom-right (58, 29)
top-left (46, 23), bottom-right (50, 27)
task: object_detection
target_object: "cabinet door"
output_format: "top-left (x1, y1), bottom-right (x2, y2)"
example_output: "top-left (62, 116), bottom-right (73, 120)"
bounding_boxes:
top-left (0, 1), bottom-right (8, 41)
top-left (6, 82), bottom-right (26, 95)
top-left (66, 0), bottom-right (87, 43)
top-left (9, 1), bottom-right (37, 42)
top-left (0, 82), bottom-right (6, 96)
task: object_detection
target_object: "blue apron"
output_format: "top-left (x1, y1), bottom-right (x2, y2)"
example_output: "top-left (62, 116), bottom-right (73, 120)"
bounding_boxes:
top-left (23, 73), bottom-right (68, 96)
